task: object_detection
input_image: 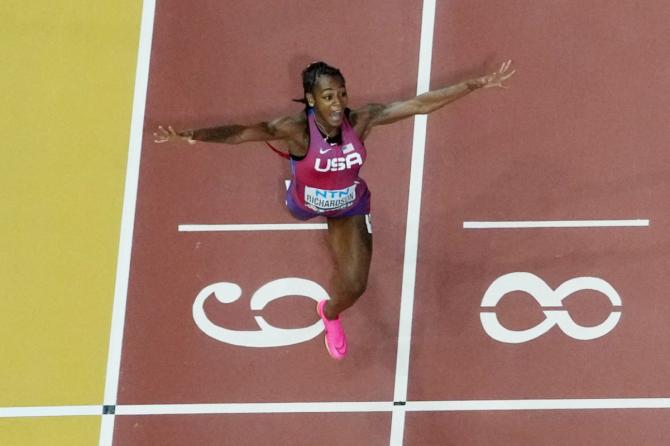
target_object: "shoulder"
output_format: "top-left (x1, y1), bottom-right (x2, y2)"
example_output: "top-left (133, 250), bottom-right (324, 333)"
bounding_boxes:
top-left (269, 113), bottom-right (306, 130)
top-left (349, 104), bottom-right (386, 127)
top-left (348, 104), bottom-right (388, 140)
top-left (268, 112), bottom-right (307, 138)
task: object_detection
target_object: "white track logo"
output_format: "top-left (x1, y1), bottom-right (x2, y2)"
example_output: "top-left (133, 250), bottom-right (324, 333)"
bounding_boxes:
top-left (480, 272), bottom-right (622, 343)
top-left (193, 278), bottom-right (327, 347)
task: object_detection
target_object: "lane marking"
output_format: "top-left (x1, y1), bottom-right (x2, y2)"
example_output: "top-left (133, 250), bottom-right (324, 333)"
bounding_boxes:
top-left (406, 398), bottom-right (670, 411)
top-left (390, 0), bottom-right (437, 444)
top-left (99, 415), bottom-right (116, 444)
top-left (99, 0), bottom-right (157, 445)
top-left (390, 406), bottom-right (406, 444)
top-left (179, 223), bottom-right (327, 232)
top-left (116, 402), bottom-right (391, 415)
top-left (463, 219), bottom-right (650, 229)
top-left (5, 398), bottom-right (670, 418)
top-left (0, 406), bottom-right (101, 418)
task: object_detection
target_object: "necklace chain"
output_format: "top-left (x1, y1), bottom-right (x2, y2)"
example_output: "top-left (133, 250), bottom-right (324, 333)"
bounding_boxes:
top-left (314, 118), bottom-right (337, 140)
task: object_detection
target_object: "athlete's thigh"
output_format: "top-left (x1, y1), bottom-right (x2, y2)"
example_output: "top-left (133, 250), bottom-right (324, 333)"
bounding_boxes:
top-left (326, 215), bottom-right (372, 275)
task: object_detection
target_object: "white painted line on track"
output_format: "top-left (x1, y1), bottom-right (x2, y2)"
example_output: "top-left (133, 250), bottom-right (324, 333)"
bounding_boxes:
top-left (390, 406), bottom-right (406, 443)
top-left (464, 219), bottom-right (650, 229)
top-left (99, 0), bottom-right (157, 445)
top-left (0, 406), bottom-right (101, 418)
top-left (406, 398), bottom-right (670, 411)
top-left (99, 415), bottom-right (116, 444)
top-left (390, 0), bottom-right (437, 445)
top-left (116, 401), bottom-right (392, 415)
top-left (178, 223), bottom-right (327, 232)
top-left (5, 398), bottom-right (670, 419)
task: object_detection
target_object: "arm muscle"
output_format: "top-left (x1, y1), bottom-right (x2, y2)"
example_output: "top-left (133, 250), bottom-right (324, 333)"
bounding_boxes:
top-left (192, 115), bottom-right (303, 145)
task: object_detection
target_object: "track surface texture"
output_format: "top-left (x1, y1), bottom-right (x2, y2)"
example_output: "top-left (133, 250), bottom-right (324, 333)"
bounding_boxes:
top-left (112, 1), bottom-right (670, 444)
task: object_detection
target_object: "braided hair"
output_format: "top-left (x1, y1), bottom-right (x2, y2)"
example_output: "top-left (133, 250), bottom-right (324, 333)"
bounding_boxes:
top-left (293, 61), bottom-right (345, 108)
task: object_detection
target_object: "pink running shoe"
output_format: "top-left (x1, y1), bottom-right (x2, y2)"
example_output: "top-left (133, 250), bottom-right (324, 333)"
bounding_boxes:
top-left (317, 300), bottom-right (347, 360)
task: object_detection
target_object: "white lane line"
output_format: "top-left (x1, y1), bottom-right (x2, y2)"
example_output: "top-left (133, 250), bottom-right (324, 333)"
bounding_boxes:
top-left (390, 0), bottom-right (437, 445)
top-left (5, 398), bottom-right (669, 419)
top-left (176, 181), bottom-right (328, 232)
top-left (389, 406), bottom-right (406, 443)
top-left (463, 219), bottom-right (650, 229)
top-left (178, 223), bottom-right (327, 232)
top-left (99, 415), bottom-right (116, 444)
top-left (99, 0), bottom-right (157, 445)
top-left (407, 398), bottom-right (670, 411)
top-left (116, 402), bottom-right (391, 415)
top-left (0, 406), bottom-right (101, 418)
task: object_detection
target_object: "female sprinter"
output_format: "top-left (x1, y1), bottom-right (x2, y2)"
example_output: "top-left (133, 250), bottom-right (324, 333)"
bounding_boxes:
top-left (154, 60), bottom-right (515, 360)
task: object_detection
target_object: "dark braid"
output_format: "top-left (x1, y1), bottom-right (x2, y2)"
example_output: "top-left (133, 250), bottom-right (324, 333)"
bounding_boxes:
top-left (293, 61), bottom-right (345, 107)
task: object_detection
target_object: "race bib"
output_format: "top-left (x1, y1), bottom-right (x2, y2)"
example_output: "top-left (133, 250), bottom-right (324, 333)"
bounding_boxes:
top-left (304, 185), bottom-right (356, 212)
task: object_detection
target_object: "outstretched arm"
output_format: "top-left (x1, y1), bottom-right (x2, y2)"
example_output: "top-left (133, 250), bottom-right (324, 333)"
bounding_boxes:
top-left (153, 115), bottom-right (304, 145)
top-left (352, 60), bottom-right (515, 134)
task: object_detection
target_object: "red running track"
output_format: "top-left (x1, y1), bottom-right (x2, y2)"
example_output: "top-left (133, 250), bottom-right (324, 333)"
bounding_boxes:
top-left (109, 1), bottom-right (670, 444)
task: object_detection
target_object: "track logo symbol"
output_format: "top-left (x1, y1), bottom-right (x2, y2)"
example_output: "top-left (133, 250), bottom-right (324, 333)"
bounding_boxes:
top-left (480, 272), bottom-right (622, 343)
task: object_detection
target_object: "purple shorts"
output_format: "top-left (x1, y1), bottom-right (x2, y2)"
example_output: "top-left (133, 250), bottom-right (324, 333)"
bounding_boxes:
top-left (286, 188), bottom-right (371, 221)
